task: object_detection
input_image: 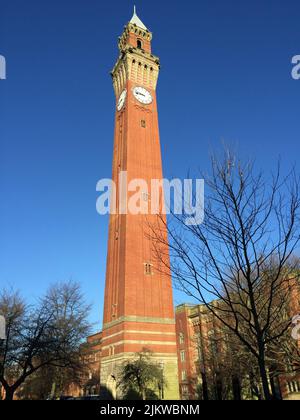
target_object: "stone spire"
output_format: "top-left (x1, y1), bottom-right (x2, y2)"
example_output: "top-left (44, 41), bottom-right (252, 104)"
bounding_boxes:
top-left (130, 5), bottom-right (148, 30)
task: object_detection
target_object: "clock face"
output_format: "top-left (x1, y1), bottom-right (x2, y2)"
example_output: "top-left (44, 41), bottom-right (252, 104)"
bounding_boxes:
top-left (133, 87), bottom-right (153, 105)
top-left (117, 89), bottom-right (127, 111)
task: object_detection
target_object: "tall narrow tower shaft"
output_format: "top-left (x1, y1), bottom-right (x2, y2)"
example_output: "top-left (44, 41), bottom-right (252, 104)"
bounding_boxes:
top-left (101, 9), bottom-right (179, 400)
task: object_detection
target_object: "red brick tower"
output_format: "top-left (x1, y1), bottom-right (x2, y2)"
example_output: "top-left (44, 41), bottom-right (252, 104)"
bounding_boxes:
top-left (101, 8), bottom-right (179, 399)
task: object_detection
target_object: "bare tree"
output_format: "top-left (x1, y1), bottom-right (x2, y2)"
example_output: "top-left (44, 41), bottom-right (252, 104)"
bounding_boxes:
top-left (150, 150), bottom-right (300, 400)
top-left (192, 306), bottom-right (262, 400)
top-left (0, 281), bottom-right (92, 400)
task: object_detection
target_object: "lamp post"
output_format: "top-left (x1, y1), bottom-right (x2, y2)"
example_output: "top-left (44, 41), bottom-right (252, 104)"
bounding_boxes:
top-left (0, 315), bottom-right (6, 399)
top-left (0, 316), bottom-right (5, 341)
top-left (158, 361), bottom-right (165, 400)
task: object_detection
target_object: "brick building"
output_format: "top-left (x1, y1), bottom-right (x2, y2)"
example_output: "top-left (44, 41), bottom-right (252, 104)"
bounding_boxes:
top-left (175, 289), bottom-right (300, 400)
top-left (66, 332), bottom-right (103, 398)
top-left (80, 332), bottom-right (102, 396)
top-left (278, 278), bottom-right (300, 400)
top-left (175, 305), bottom-right (198, 400)
top-left (176, 303), bottom-right (235, 400)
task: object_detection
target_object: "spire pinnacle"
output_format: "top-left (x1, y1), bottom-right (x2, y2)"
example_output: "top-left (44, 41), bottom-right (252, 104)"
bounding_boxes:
top-left (130, 5), bottom-right (147, 30)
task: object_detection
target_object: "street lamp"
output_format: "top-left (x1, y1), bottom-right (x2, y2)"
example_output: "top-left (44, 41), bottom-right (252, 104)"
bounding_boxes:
top-left (158, 361), bottom-right (165, 400)
top-left (0, 315), bottom-right (6, 400)
top-left (0, 316), bottom-right (5, 340)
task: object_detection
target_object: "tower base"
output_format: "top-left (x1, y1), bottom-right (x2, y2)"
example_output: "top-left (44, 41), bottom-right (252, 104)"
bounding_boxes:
top-left (100, 353), bottom-right (180, 400)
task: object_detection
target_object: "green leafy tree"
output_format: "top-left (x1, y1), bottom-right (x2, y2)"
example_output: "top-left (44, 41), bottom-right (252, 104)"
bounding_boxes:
top-left (119, 349), bottom-right (165, 400)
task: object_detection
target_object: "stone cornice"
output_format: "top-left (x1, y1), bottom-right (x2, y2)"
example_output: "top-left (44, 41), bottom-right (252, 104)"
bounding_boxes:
top-left (103, 315), bottom-right (176, 331)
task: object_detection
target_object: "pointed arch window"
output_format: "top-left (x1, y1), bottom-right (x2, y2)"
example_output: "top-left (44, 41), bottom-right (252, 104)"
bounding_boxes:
top-left (137, 39), bottom-right (143, 49)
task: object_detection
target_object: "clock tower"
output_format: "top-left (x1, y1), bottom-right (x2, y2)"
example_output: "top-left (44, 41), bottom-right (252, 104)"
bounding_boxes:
top-left (101, 8), bottom-right (179, 400)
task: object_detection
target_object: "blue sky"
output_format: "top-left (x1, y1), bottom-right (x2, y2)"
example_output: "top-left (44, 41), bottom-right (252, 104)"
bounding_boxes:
top-left (0, 0), bottom-right (299, 332)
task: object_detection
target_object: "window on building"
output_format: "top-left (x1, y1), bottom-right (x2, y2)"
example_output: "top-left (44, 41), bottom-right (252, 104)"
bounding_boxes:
top-left (180, 350), bottom-right (186, 363)
top-left (179, 333), bottom-right (184, 345)
top-left (294, 381), bottom-right (300, 392)
top-left (112, 303), bottom-right (117, 319)
top-left (182, 385), bottom-right (188, 395)
top-left (291, 382), bottom-right (295, 393)
top-left (141, 119), bottom-right (146, 128)
top-left (144, 263), bottom-right (153, 276)
top-left (181, 370), bottom-right (187, 381)
top-left (137, 39), bottom-right (143, 49)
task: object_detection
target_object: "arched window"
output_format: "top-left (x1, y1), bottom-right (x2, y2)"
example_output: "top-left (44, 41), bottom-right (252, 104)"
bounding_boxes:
top-left (144, 262), bottom-right (153, 276)
top-left (137, 39), bottom-right (143, 49)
